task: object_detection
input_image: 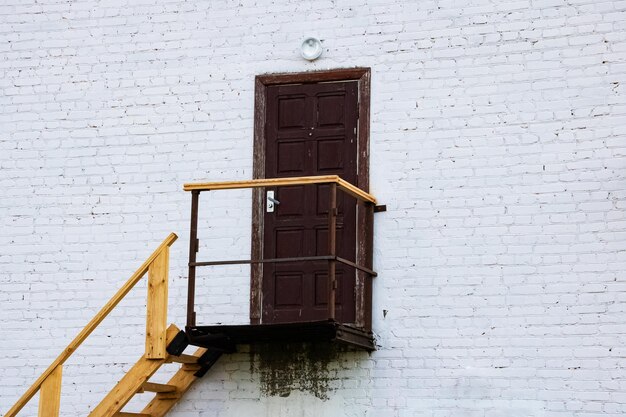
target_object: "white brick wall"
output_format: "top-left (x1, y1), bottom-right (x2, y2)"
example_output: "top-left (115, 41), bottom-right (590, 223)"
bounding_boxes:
top-left (2, 0), bottom-right (626, 416)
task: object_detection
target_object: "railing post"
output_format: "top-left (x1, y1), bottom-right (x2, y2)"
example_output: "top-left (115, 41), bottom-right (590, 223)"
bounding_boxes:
top-left (363, 201), bottom-right (375, 332)
top-left (327, 182), bottom-right (338, 321)
top-left (187, 190), bottom-right (200, 328)
top-left (145, 246), bottom-right (169, 359)
top-left (38, 365), bottom-right (62, 417)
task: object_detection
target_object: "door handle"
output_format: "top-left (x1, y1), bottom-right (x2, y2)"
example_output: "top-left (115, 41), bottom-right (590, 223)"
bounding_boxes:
top-left (266, 190), bottom-right (280, 212)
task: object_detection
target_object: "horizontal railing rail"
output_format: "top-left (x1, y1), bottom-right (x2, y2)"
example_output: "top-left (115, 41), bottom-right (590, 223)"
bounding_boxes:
top-left (4, 233), bottom-right (177, 417)
top-left (189, 255), bottom-right (377, 277)
top-left (183, 175), bottom-right (377, 204)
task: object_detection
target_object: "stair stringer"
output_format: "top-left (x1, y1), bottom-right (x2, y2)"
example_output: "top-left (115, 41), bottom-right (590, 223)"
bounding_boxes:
top-left (140, 346), bottom-right (207, 417)
top-left (88, 324), bottom-right (213, 417)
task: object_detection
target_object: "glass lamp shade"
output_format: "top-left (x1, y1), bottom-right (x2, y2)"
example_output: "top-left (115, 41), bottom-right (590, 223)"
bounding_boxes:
top-left (301, 37), bottom-right (322, 61)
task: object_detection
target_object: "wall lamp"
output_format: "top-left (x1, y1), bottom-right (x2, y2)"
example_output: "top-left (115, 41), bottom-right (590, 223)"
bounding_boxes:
top-left (301, 37), bottom-right (323, 61)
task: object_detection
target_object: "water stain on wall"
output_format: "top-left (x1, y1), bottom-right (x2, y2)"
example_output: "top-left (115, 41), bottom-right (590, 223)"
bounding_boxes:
top-left (251, 342), bottom-right (348, 400)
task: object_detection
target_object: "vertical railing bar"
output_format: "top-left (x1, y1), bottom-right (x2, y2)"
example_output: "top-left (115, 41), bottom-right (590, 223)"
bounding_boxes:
top-left (327, 182), bottom-right (338, 321)
top-left (364, 201), bottom-right (375, 332)
top-left (187, 190), bottom-right (200, 328)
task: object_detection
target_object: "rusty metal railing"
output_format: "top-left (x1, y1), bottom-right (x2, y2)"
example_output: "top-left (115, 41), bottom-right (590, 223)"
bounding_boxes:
top-left (182, 175), bottom-right (379, 328)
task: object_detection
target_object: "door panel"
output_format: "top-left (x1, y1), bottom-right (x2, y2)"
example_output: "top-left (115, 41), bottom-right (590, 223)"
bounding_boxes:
top-left (262, 81), bottom-right (358, 324)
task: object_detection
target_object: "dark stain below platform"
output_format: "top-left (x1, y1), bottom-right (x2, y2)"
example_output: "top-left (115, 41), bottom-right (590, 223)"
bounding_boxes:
top-left (251, 342), bottom-right (346, 400)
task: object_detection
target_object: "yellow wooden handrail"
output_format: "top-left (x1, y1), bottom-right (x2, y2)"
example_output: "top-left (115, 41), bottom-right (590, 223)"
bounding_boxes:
top-left (4, 232), bottom-right (178, 417)
top-left (182, 175), bottom-right (377, 204)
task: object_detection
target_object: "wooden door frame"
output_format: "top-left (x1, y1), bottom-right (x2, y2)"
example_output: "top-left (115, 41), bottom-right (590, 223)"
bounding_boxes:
top-left (250, 67), bottom-right (371, 327)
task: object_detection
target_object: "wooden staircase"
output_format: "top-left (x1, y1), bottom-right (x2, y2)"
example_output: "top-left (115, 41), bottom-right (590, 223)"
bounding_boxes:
top-left (89, 324), bottom-right (218, 417)
top-left (3, 233), bottom-right (223, 417)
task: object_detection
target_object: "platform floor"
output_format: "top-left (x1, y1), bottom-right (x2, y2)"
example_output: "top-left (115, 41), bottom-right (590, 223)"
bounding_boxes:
top-left (186, 320), bottom-right (375, 352)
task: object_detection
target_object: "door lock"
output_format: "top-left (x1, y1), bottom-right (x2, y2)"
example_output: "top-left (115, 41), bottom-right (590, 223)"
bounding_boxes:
top-left (266, 190), bottom-right (280, 212)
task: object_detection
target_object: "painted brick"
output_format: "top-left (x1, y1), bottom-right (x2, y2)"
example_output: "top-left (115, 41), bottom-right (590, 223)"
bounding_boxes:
top-left (1, 0), bottom-right (626, 416)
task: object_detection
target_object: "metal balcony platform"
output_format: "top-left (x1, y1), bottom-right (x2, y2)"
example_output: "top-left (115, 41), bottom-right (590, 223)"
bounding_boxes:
top-left (186, 319), bottom-right (375, 352)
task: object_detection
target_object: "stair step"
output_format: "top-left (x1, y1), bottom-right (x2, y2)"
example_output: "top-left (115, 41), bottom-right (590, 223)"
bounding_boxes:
top-left (166, 354), bottom-right (198, 364)
top-left (114, 413), bottom-right (151, 417)
top-left (140, 382), bottom-right (177, 393)
top-left (156, 391), bottom-right (182, 400)
top-left (181, 363), bottom-right (202, 372)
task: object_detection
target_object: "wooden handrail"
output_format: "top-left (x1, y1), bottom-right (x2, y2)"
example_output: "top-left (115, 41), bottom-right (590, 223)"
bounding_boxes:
top-left (4, 232), bottom-right (178, 417)
top-left (182, 175), bottom-right (377, 204)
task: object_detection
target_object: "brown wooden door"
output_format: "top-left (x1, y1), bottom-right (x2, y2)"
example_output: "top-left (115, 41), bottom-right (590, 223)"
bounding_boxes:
top-left (262, 81), bottom-right (359, 324)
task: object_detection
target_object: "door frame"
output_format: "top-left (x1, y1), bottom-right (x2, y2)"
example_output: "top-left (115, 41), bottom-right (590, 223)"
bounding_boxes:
top-left (250, 67), bottom-right (371, 327)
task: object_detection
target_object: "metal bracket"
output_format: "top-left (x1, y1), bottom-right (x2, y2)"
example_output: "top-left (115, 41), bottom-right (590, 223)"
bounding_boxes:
top-left (166, 330), bottom-right (189, 356)
top-left (194, 350), bottom-right (224, 378)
